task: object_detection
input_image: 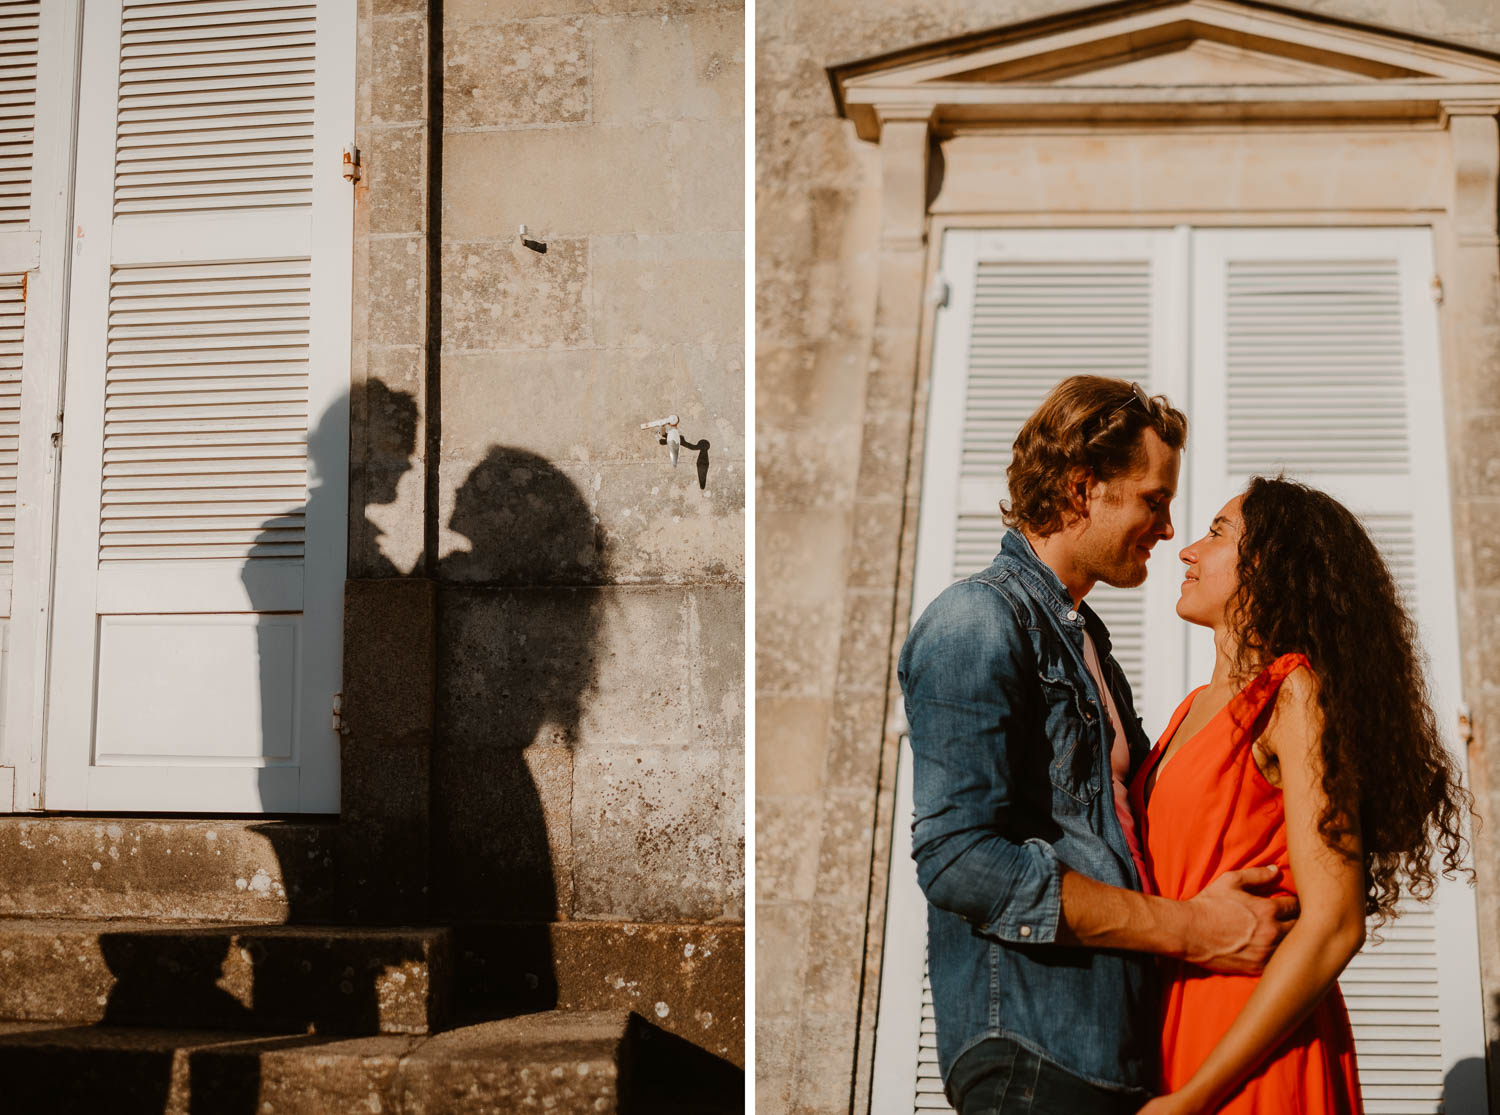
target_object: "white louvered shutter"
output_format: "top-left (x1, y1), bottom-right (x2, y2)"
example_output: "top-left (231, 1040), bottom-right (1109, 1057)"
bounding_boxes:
top-left (44, 0), bottom-right (353, 812)
top-left (879, 228), bottom-right (1485, 1115)
top-left (0, 0), bottom-right (76, 805)
top-left (1192, 228), bottom-right (1484, 1114)
top-left (0, 1), bottom-right (36, 601)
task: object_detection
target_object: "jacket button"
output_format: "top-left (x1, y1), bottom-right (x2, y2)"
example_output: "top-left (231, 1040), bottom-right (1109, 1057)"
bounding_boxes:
top-left (1066, 610), bottom-right (1079, 621)
top-left (1019, 925), bottom-right (1031, 937)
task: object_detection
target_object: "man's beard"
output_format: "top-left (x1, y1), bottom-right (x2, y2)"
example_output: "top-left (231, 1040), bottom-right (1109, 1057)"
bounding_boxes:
top-left (1078, 532), bottom-right (1150, 590)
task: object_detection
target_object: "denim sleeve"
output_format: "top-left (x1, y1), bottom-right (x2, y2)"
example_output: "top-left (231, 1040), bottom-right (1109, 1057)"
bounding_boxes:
top-left (898, 581), bottom-right (1062, 945)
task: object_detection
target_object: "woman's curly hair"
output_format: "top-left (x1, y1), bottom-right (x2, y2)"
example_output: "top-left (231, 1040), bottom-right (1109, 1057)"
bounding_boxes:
top-left (1231, 476), bottom-right (1471, 924)
top-left (1003, 375), bottom-right (1187, 536)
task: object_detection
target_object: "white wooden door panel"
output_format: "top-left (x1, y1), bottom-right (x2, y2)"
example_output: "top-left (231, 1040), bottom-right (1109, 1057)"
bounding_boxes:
top-left (878, 226), bottom-right (1486, 1115)
top-left (44, 0), bottom-right (351, 814)
top-left (0, 0), bottom-right (76, 810)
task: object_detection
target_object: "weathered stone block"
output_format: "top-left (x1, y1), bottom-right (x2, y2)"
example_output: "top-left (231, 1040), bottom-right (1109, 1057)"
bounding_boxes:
top-left (370, 14), bottom-right (426, 125)
top-left (0, 818), bottom-right (336, 924)
top-left (594, 460), bottom-right (745, 584)
top-left (443, 125), bottom-right (680, 239)
top-left (444, 17), bottom-right (589, 129)
top-left (803, 901), bottom-right (865, 1016)
top-left (343, 578), bottom-right (436, 752)
top-left (670, 118), bottom-right (748, 232)
top-left (792, 1010), bottom-right (859, 1114)
top-left (825, 689), bottom-right (885, 793)
top-left (0, 921), bottom-right (450, 1035)
top-left (757, 508), bottom-right (851, 605)
top-left (754, 1016), bottom-right (799, 1115)
top-left (755, 421), bottom-right (862, 510)
top-left (447, 0), bottom-right (587, 19)
top-left (753, 797), bottom-right (821, 902)
top-left (439, 586), bottom-right (698, 752)
top-left (453, 922), bottom-right (745, 1065)
top-left (834, 589), bottom-right (895, 698)
top-left (1470, 502), bottom-right (1500, 590)
top-left (442, 343), bottom-right (743, 463)
top-left (755, 596), bottom-right (843, 699)
top-left (689, 585), bottom-right (746, 748)
top-left (814, 789), bottom-right (876, 904)
top-left (848, 499), bottom-right (903, 588)
top-left (753, 901), bottom-right (811, 1017)
top-left (722, 744), bottom-right (746, 920)
top-left (1463, 415), bottom-right (1500, 498)
top-left (442, 238), bottom-right (590, 350)
top-left (350, 365), bottom-right (426, 579)
top-left (366, 124), bottom-right (426, 236)
top-left (571, 744), bottom-right (735, 920)
top-left (593, 10), bottom-right (744, 124)
top-left (755, 698), bottom-right (830, 797)
top-left (433, 743), bottom-right (574, 920)
top-left (591, 233), bottom-right (742, 348)
top-left (758, 340), bottom-right (867, 424)
top-left (367, 236), bottom-right (427, 348)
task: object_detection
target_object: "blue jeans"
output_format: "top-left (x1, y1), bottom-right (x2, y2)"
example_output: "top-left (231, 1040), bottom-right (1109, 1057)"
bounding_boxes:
top-left (950, 1037), bottom-right (1149, 1115)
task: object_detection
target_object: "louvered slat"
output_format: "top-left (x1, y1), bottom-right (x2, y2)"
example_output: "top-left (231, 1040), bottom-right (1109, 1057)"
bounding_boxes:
top-left (114, 0), bottom-right (315, 216)
top-left (915, 962), bottom-right (955, 1113)
top-left (0, 2), bottom-right (37, 230)
top-left (100, 259), bottom-right (309, 562)
top-left (0, 278), bottom-right (21, 571)
top-left (1226, 260), bottom-right (1408, 474)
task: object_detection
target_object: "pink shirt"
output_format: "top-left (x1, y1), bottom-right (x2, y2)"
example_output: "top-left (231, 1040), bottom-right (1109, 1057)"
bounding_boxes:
top-left (1081, 630), bottom-right (1151, 892)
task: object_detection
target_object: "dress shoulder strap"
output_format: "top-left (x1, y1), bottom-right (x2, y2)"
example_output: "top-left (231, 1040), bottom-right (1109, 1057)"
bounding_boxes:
top-left (1229, 652), bottom-right (1312, 726)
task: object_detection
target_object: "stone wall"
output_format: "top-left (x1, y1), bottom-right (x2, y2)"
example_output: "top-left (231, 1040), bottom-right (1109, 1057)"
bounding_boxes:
top-left (350, 0), bottom-right (745, 1065)
top-left (755, 1), bottom-right (1500, 1112)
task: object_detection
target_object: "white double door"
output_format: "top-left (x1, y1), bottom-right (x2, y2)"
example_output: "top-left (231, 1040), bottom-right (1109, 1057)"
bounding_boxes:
top-left (876, 226), bottom-right (1487, 1114)
top-left (2, 0), bottom-right (354, 813)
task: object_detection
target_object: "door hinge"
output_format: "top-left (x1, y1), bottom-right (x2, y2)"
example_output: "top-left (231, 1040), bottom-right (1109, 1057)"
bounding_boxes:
top-left (1432, 275), bottom-right (1444, 304)
top-left (342, 143), bottom-right (361, 183)
top-left (1458, 703), bottom-right (1473, 745)
top-left (927, 275), bottom-right (950, 308)
top-left (332, 692), bottom-right (350, 736)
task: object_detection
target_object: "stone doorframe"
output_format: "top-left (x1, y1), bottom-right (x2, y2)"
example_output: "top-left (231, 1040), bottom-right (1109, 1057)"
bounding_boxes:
top-left (827, 1), bottom-right (1500, 1108)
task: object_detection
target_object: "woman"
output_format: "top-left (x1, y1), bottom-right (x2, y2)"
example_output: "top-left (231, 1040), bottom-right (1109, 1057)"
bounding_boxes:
top-left (1129, 476), bottom-right (1471, 1115)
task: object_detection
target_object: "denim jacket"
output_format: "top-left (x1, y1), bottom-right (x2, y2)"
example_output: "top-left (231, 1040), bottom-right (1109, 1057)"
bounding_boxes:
top-left (897, 530), bottom-right (1158, 1096)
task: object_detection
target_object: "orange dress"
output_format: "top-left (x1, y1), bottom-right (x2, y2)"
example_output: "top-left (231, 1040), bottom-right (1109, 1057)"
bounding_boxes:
top-left (1128, 653), bottom-right (1363, 1114)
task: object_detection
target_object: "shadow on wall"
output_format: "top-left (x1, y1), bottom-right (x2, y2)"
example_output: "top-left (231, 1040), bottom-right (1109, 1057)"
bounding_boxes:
top-left (435, 444), bottom-right (604, 1014)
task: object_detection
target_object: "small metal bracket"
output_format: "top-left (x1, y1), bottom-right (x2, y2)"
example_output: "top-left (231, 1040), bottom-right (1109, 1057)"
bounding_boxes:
top-left (333, 692), bottom-right (350, 736)
top-left (640, 415), bottom-right (682, 466)
top-left (342, 144), bottom-right (361, 183)
top-left (1458, 703), bottom-right (1473, 744)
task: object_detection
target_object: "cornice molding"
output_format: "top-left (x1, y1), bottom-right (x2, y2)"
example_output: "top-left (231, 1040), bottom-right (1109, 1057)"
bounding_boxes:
top-left (829, 0), bottom-right (1500, 140)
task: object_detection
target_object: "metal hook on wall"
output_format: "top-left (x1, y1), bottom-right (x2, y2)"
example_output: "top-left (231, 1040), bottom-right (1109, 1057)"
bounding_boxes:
top-left (640, 414), bottom-right (681, 466)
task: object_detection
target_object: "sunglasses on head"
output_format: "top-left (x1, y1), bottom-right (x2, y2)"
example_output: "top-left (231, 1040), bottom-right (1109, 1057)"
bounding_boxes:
top-left (1105, 381), bottom-right (1154, 422)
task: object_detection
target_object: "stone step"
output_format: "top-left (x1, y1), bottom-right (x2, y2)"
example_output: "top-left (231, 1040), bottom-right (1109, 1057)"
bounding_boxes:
top-left (0, 816), bottom-right (338, 923)
top-left (0, 1011), bottom-right (742, 1114)
top-left (0, 919), bottom-right (449, 1035)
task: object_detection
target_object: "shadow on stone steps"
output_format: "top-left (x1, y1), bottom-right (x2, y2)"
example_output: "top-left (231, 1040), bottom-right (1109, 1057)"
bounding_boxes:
top-left (620, 1012), bottom-right (744, 1114)
top-left (0, 1011), bottom-right (743, 1114)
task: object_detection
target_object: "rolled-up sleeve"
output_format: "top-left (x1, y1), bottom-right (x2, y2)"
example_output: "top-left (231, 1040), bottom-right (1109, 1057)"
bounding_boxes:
top-left (898, 581), bottom-right (1063, 945)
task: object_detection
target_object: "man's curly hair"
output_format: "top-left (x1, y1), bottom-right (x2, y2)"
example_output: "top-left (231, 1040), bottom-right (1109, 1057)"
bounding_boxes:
top-left (1002, 376), bottom-right (1187, 536)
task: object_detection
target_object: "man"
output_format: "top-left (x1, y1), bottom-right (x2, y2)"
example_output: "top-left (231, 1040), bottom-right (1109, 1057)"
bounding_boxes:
top-left (898, 376), bottom-right (1295, 1114)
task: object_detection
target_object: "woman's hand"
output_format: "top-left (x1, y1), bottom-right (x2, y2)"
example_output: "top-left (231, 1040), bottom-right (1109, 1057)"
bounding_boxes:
top-left (1138, 1093), bottom-right (1205, 1115)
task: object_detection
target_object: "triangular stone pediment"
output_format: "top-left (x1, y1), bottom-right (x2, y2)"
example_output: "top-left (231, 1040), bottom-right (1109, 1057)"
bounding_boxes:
top-left (830, 0), bottom-right (1500, 138)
